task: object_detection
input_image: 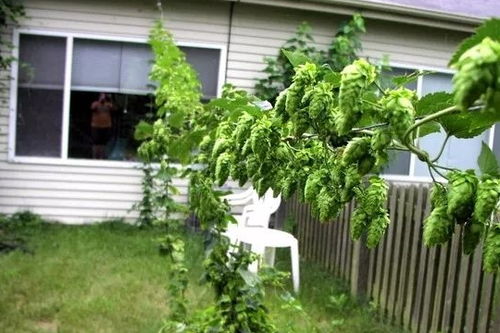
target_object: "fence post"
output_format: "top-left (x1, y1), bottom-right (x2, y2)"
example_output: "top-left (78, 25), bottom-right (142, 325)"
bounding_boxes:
top-left (351, 237), bottom-right (371, 300)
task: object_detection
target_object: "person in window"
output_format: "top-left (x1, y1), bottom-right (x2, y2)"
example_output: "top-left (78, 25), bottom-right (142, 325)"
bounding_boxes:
top-left (90, 93), bottom-right (116, 159)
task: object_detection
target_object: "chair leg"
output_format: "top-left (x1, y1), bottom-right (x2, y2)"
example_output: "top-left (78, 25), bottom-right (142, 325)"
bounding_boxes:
top-left (264, 247), bottom-right (276, 267)
top-left (248, 243), bottom-right (265, 273)
top-left (290, 242), bottom-right (300, 293)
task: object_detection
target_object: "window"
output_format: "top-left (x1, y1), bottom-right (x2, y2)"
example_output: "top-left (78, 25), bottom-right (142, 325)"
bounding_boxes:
top-left (12, 32), bottom-right (223, 162)
top-left (378, 65), bottom-right (497, 179)
top-left (413, 73), bottom-right (490, 177)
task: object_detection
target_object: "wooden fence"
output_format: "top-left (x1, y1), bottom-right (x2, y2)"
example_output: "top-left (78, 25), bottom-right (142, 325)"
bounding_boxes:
top-left (280, 182), bottom-right (499, 333)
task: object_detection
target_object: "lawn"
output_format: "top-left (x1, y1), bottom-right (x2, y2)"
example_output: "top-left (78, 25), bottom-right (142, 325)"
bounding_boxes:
top-left (0, 219), bottom-right (404, 333)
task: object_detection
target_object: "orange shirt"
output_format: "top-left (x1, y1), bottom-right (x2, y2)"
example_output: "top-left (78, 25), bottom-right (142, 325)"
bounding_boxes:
top-left (91, 101), bottom-right (114, 128)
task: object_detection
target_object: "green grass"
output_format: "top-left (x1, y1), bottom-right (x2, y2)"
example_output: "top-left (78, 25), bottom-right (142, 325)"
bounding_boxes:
top-left (0, 221), bottom-right (403, 333)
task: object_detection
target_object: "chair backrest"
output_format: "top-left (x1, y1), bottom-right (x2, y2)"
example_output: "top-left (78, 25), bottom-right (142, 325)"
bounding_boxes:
top-left (245, 207), bottom-right (272, 229)
top-left (262, 190), bottom-right (281, 213)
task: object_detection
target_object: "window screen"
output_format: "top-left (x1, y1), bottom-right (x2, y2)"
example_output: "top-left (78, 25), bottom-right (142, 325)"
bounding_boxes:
top-left (414, 73), bottom-right (489, 176)
top-left (16, 34), bottom-right (66, 157)
top-left (181, 46), bottom-right (221, 98)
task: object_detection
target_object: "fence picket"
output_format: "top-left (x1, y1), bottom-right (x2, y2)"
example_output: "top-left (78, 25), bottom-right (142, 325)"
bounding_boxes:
top-left (290, 183), bottom-right (497, 333)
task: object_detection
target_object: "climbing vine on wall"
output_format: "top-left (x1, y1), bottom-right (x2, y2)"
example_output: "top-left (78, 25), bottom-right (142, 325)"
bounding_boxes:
top-left (254, 14), bottom-right (365, 103)
top-left (0, 0), bottom-right (25, 90)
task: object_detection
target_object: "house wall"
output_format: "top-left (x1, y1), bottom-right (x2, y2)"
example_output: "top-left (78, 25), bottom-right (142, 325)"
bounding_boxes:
top-left (0, 0), bottom-right (469, 223)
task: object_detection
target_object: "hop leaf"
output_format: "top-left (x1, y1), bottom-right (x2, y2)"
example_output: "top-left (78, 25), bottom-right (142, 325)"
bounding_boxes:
top-left (423, 206), bottom-right (455, 246)
top-left (483, 224), bottom-right (500, 273)
top-left (447, 170), bottom-right (478, 223)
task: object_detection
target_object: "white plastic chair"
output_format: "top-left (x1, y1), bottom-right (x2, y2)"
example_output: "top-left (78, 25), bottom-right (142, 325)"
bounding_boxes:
top-left (238, 209), bottom-right (300, 293)
top-left (227, 189), bottom-right (299, 292)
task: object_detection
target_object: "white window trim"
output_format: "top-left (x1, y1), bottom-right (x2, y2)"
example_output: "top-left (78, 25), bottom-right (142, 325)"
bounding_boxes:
top-left (8, 28), bottom-right (227, 169)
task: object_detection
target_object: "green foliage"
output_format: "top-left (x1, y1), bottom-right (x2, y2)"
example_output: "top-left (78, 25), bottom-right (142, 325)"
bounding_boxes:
top-left (254, 15), bottom-right (366, 103)
top-left (449, 18), bottom-right (500, 66)
top-left (0, 1), bottom-right (25, 75)
top-left (446, 170), bottom-right (478, 224)
top-left (483, 224), bottom-right (500, 272)
top-left (452, 37), bottom-right (500, 113)
top-left (478, 142), bottom-right (500, 176)
top-left (336, 59), bottom-right (377, 135)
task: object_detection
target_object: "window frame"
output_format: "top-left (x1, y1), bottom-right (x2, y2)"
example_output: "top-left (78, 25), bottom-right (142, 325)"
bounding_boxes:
top-left (8, 28), bottom-right (227, 168)
top-left (374, 61), bottom-right (497, 182)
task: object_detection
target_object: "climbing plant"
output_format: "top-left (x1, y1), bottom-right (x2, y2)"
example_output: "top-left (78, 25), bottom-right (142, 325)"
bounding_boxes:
top-left (0, 0), bottom-right (25, 90)
top-left (254, 14), bottom-right (365, 103)
top-left (167, 19), bottom-right (500, 274)
top-left (141, 14), bottom-right (500, 333)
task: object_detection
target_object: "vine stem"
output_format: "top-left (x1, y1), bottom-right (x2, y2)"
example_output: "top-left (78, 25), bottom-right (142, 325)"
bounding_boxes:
top-left (431, 133), bottom-right (451, 163)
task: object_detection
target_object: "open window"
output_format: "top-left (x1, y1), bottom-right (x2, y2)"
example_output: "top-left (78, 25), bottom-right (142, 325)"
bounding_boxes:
top-left (12, 32), bottom-right (223, 163)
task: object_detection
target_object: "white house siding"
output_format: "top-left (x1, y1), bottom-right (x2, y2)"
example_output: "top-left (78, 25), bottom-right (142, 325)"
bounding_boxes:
top-left (0, 0), bottom-right (230, 223)
top-left (0, 0), bottom-right (469, 223)
top-left (225, 2), bottom-right (468, 92)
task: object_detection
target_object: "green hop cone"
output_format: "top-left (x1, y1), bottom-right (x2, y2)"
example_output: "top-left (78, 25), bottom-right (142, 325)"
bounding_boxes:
top-left (423, 206), bottom-right (455, 246)
top-left (292, 109), bottom-right (311, 137)
top-left (381, 88), bottom-right (416, 140)
top-left (473, 177), bottom-right (500, 224)
top-left (364, 176), bottom-right (389, 216)
top-left (211, 137), bottom-right (229, 159)
top-left (246, 154), bottom-right (260, 177)
top-left (303, 82), bottom-right (334, 120)
top-left (447, 170), bottom-right (478, 224)
top-left (286, 83), bottom-right (302, 116)
top-left (371, 129), bottom-right (393, 152)
top-left (280, 175), bottom-right (297, 199)
top-left (230, 161), bottom-right (249, 187)
top-left (316, 187), bottom-right (341, 222)
top-left (367, 210), bottom-right (390, 248)
top-left (342, 137), bottom-right (371, 166)
top-left (430, 183), bottom-right (448, 209)
top-left (304, 170), bottom-right (324, 203)
top-left (274, 88), bottom-right (289, 122)
top-left (215, 152), bottom-right (232, 186)
top-left (336, 59), bottom-right (377, 135)
top-left (483, 224), bottom-right (500, 273)
top-left (357, 155), bottom-right (376, 176)
top-left (341, 166), bottom-right (361, 202)
top-left (452, 37), bottom-right (500, 112)
top-left (463, 218), bottom-right (485, 255)
top-left (351, 206), bottom-right (368, 240)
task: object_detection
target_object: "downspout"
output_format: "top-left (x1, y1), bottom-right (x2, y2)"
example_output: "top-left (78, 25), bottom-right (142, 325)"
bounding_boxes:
top-left (224, 0), bottom-right (237, 83)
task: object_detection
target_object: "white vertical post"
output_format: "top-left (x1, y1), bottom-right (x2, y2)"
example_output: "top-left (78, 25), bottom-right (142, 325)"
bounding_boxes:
top-left (7, 30), bottom-right (20, 161)
top-left (408, 73), bottom-right (424, 177)
top-left (61, 36), bottom-right (73, 159)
